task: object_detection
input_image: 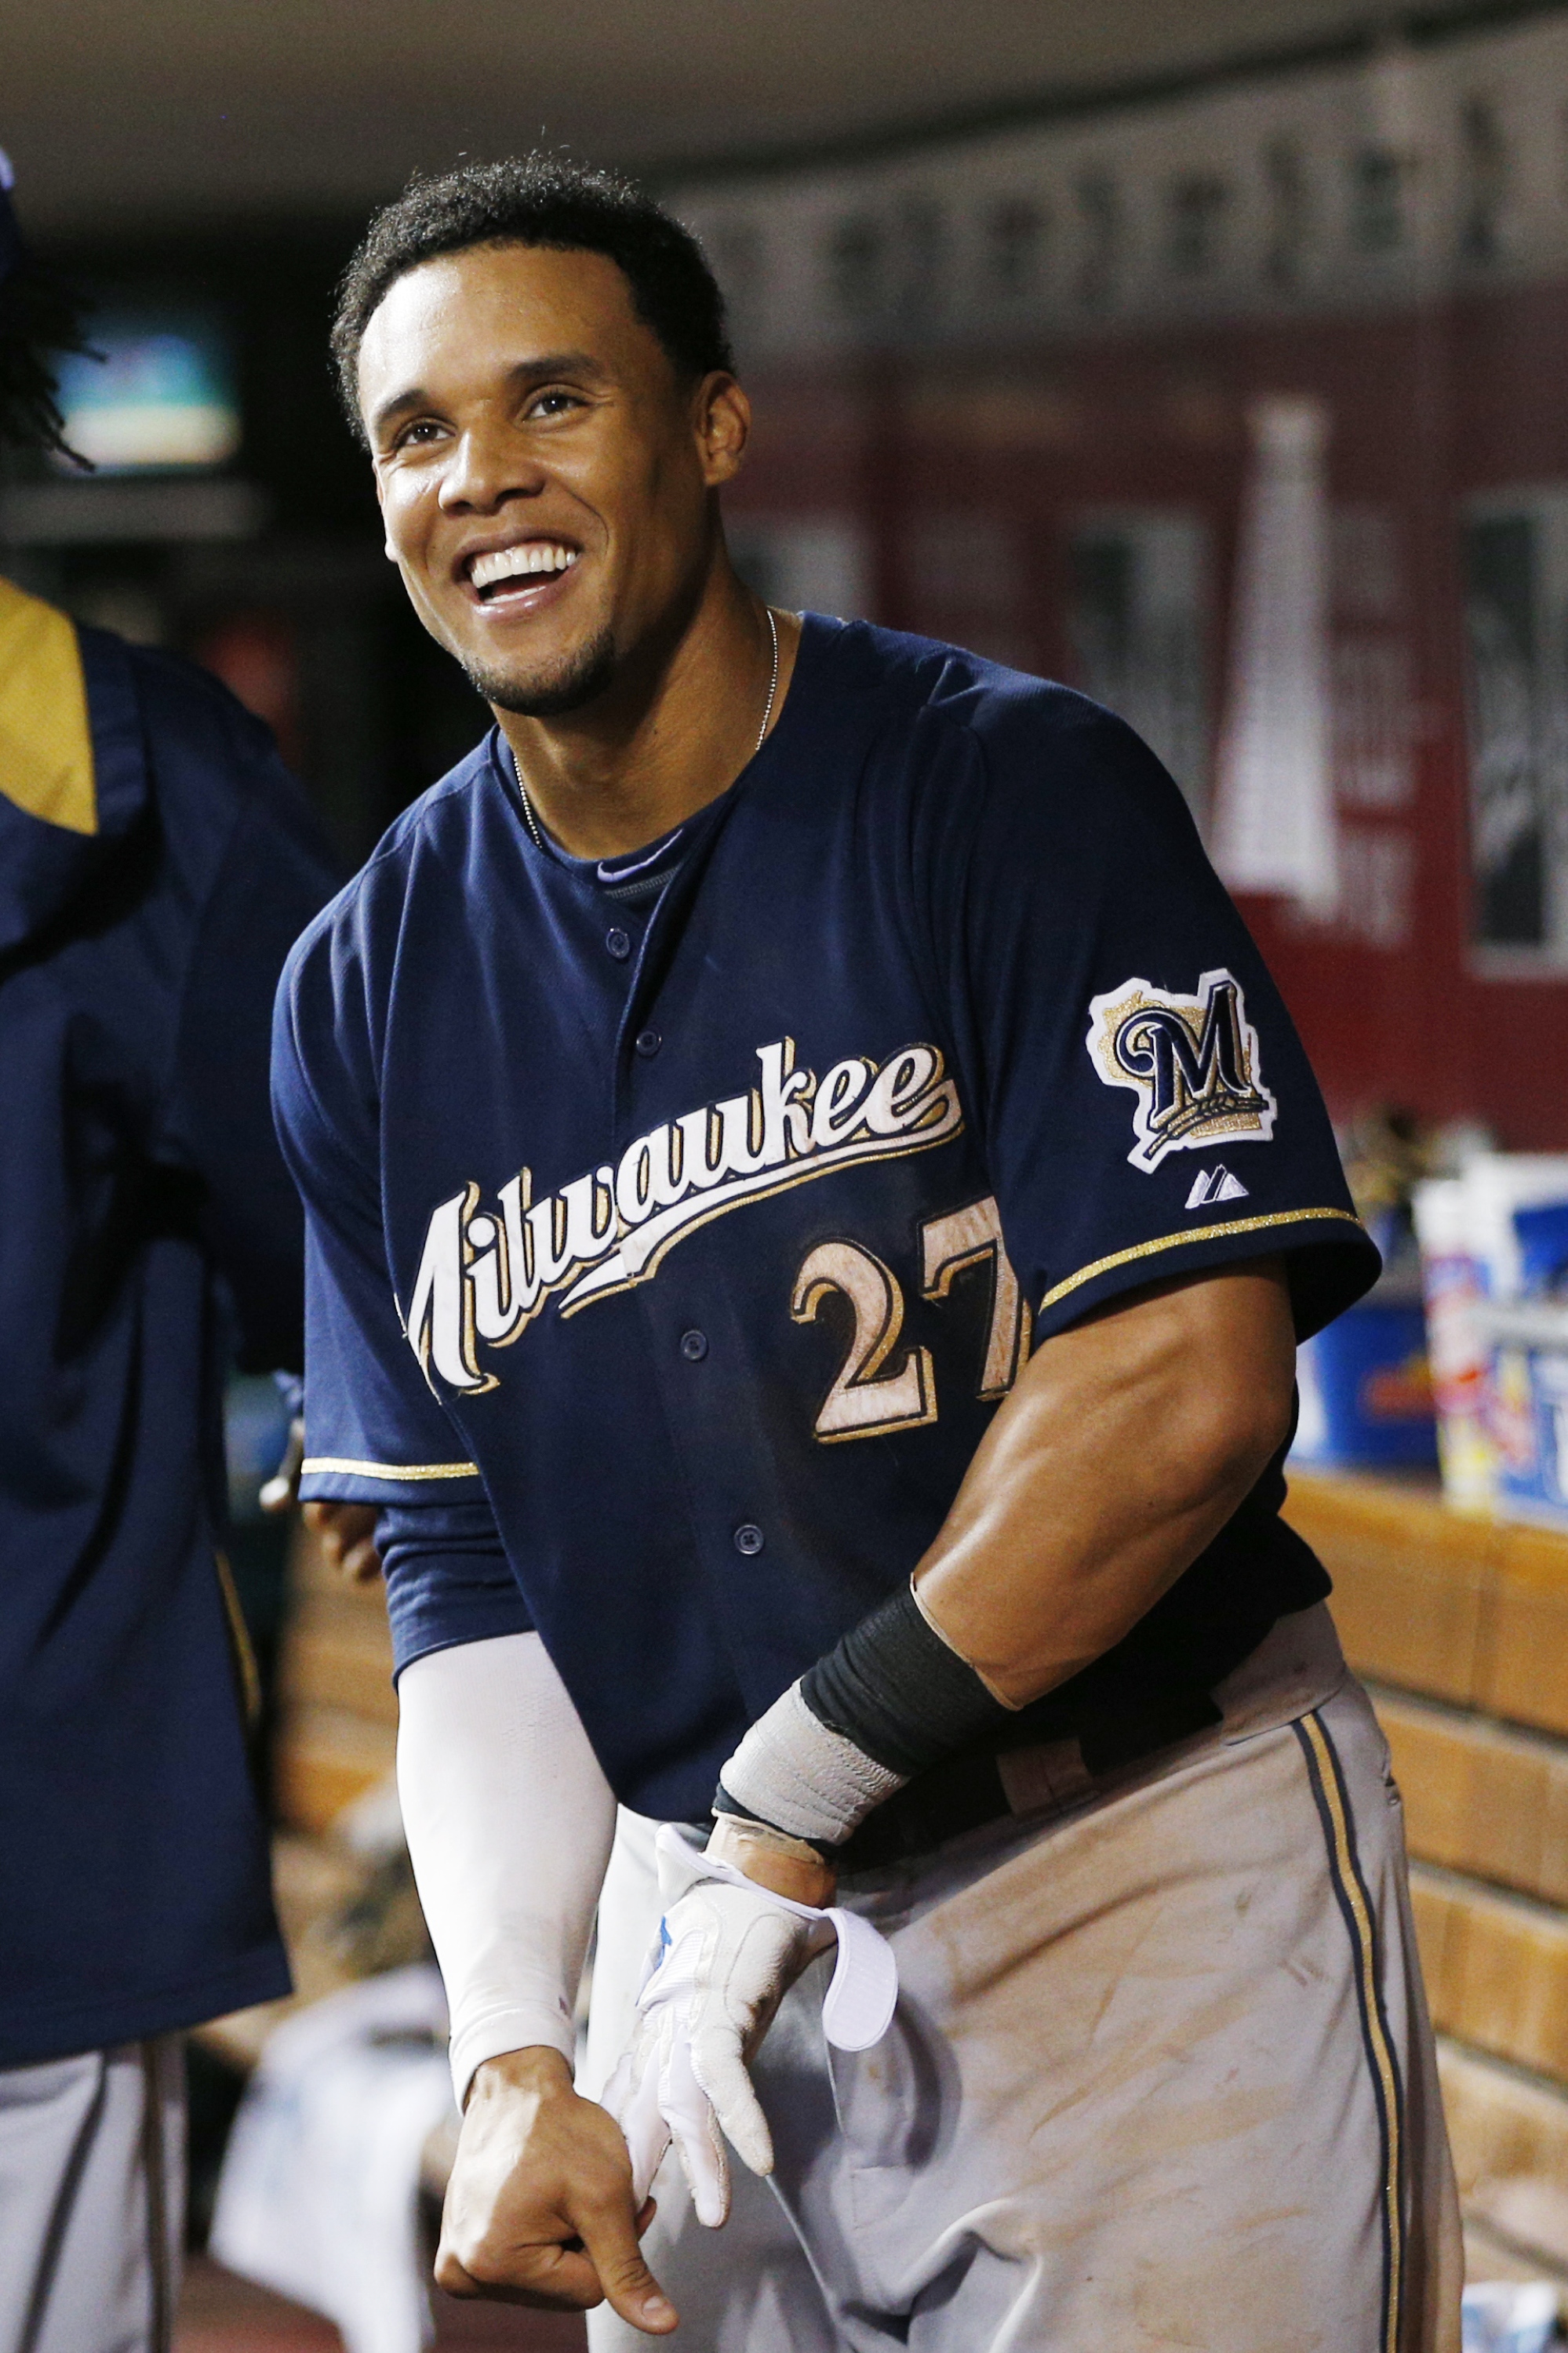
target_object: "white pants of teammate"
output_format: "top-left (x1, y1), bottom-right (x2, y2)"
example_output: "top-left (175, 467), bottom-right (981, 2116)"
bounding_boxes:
top-left (0, 2038), bottom-right (184, 2353)
top-left (584, 1606), bottom-right (1462, 2353)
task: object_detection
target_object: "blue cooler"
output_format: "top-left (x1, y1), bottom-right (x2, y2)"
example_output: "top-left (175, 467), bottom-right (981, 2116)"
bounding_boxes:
top-left (1293, 1222), bottom-right (1438, 1470)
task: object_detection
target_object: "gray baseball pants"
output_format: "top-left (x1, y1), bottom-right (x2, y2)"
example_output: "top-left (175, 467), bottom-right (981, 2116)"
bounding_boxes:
top-left (0, 2038), bottom-right (184, 2353)
top-left (584, 1604), bottom-right (1462, 2352)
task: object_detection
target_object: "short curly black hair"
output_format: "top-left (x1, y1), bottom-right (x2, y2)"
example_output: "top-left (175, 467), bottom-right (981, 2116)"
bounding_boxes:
top-left (330, 155), bottom-right (733, 441)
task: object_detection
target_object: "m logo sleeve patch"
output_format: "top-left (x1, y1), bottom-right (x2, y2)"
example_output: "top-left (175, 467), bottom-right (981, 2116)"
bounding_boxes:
top-left (1086, 969), bottom-right (1279, 1174)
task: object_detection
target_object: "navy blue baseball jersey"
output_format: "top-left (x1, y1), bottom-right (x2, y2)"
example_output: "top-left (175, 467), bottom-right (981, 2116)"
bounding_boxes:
top-left (1, 580), bottom-right (338, 2067)
top-left (276, 616), bottom-right (1376, 1822)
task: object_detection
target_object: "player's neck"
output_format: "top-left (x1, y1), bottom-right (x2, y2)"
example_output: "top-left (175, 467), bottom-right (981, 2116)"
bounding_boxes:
top-left (493, 563), bottom-right (801, 862)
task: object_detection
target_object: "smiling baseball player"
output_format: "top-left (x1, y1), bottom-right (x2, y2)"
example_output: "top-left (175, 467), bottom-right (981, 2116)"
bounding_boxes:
top-left (275, 157), bottom-right (1461, 2351)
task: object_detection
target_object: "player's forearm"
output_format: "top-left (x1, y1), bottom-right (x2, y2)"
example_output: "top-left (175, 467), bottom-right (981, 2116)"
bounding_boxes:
top-left (396, 1631), bottom-right (617, 2104)
top-left (715, 1257), bottom-right (1294, 1878)
top-left (913, 1257), bottom-right (1296, 1706)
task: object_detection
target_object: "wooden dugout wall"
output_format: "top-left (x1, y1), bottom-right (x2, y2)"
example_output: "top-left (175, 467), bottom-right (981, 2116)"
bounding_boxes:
top-left (1286, 1473), bottom-right (1568, 2285)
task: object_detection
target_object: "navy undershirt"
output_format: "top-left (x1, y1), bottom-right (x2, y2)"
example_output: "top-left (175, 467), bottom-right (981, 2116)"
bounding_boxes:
top-left (503, 748), bottom-right (689, 911)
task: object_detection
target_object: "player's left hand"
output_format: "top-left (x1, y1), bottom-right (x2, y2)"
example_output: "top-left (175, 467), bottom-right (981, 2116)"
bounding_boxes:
top-left (255, 1401), bottom-right (381, 1584)
top-left (602, 1824), bottom-right (897, 2229)
top-left (301, 1498), bottom-right (381, 1583)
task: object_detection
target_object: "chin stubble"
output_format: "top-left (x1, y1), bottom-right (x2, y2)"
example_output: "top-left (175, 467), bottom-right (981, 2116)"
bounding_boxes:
top-left (462, 626), bottom-right (618, 718)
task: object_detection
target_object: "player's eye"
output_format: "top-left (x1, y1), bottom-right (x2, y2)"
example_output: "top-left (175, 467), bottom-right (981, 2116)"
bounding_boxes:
top-left (387, 417), bottom-right (447, 453)
top-left (523, 388), bottom-right (584, 422)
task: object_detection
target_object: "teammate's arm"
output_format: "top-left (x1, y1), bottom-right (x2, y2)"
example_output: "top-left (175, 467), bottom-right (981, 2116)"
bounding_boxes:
top-left (162, 723), bottom-right (340, 1373)
top-left (395, 1631), bottom-right (677, 2337)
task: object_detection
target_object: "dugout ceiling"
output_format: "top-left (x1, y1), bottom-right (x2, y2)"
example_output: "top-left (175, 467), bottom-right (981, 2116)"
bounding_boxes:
top-left (4, 0), bottom-right (1550, 232)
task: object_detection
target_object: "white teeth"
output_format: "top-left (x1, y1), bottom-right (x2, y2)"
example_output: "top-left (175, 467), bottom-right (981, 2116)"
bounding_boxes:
top-left (470, 542), bottom-right (579, 591)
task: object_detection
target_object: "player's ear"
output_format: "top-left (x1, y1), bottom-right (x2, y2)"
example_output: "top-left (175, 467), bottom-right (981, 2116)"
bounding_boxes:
top-left (694, 371), bottom-right (750, 488)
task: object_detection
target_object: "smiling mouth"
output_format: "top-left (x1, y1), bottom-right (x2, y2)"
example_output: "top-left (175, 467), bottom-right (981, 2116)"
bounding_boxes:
top-left (467, 541), bottom-right (581, 600)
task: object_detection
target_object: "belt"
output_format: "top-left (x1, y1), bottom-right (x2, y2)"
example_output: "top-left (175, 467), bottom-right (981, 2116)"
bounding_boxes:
top-left (837, 1747), bottom-right (1014, 1874)
top-left (835, 1683), bottom-right (1224, 1876)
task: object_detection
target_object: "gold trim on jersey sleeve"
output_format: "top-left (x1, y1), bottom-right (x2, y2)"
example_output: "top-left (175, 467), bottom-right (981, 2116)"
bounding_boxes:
top-left (302, 1454), bottom-right (481, 1482)
top-left (0, 577), bottom-right (96, 835)
top-left (1037, 1206), bottom-right (1366, 1317)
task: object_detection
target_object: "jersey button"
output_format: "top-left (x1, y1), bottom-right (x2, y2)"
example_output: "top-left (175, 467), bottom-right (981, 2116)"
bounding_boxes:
top-left (606, 926), bottom-right (631, 961)
top-left (733, 1523), bottom-right (765, 1557)
top-left (680, 1329), bottom-right (708, 1362)
top-left (635, 1028), bottom-right (662, 1057)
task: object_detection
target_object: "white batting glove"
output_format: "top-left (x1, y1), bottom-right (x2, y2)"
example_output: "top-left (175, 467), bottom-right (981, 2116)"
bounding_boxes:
top-left (602, 1824), bottom-right (897, 2229)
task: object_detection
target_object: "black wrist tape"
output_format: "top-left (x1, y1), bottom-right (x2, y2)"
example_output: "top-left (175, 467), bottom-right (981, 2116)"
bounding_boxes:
top-left (799, 1584), bottom-right (1010, 1777)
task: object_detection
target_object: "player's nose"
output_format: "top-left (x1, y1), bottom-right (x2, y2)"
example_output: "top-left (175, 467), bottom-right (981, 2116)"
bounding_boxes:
top-left (437, 423), bottom-right (547, 515)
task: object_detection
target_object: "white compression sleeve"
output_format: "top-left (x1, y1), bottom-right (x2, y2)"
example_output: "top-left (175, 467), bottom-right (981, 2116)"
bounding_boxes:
top-left (396, 1631), bottom-right (617, 2108)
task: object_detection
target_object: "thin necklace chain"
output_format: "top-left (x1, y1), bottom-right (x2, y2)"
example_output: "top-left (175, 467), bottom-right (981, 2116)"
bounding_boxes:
top-left (511, 604), bottom-right (781, 855)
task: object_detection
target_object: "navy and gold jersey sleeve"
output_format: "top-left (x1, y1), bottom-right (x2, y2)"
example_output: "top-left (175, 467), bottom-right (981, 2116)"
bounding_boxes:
top-left (274, 904), bottom-right (492, 1504)
top-left (929, 686), bottom-right (1377, 1343)
top-left (272, 901), bottom-right (533, 1671)
top-left (377, 1498), bottom-right (526, 1675)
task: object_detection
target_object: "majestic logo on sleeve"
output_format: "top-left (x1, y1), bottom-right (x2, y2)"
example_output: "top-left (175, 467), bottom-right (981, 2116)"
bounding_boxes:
top-left (1086, 969), bottom-right (1277, 1174)
top-left (403, 1038), bottom-right (963, 1395)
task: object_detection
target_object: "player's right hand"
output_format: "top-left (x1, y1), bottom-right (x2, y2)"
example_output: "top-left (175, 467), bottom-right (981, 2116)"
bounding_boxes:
top-left (435, 2044), bottom-right (677, 2336)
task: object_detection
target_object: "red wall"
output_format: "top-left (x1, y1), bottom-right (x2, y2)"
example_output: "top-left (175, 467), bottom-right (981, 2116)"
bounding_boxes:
top-left (728, 284), bottom-right (1568, 1146)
